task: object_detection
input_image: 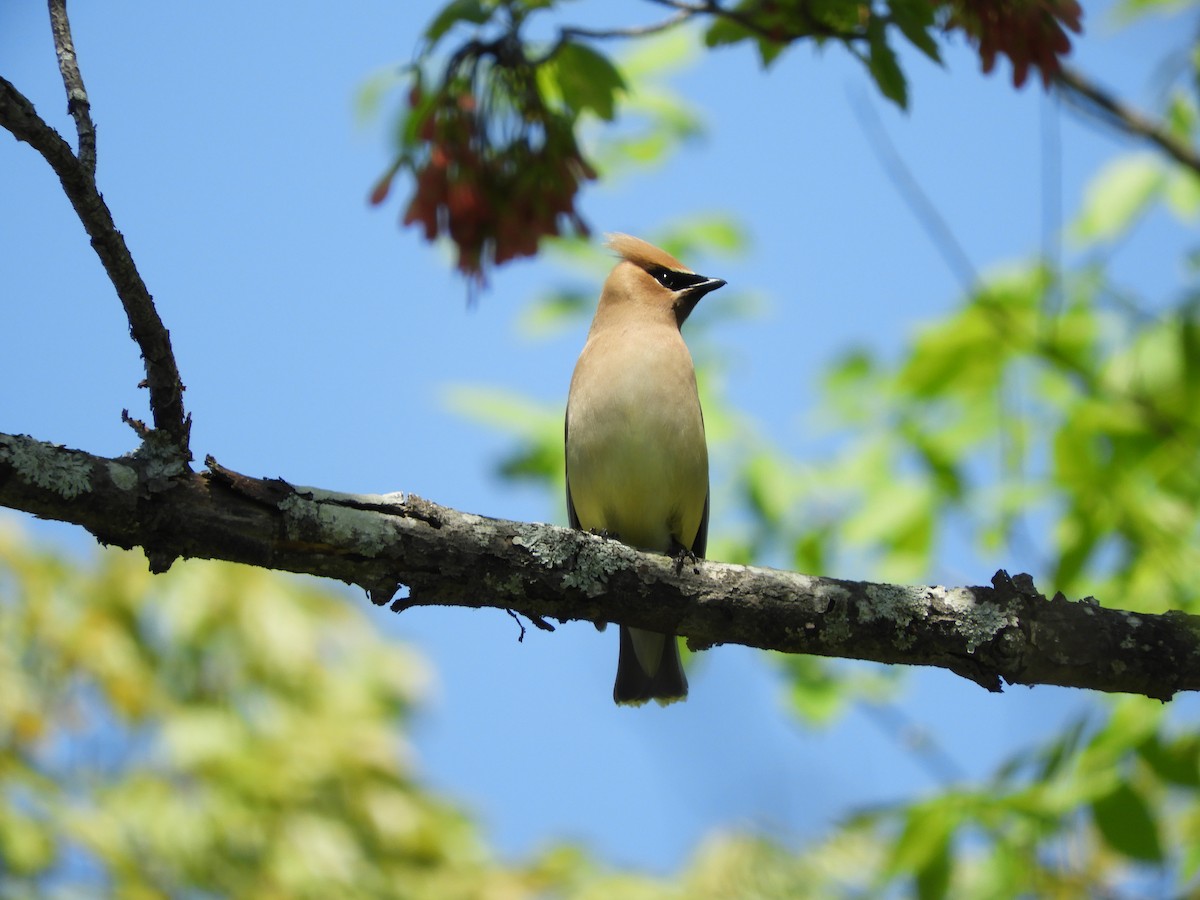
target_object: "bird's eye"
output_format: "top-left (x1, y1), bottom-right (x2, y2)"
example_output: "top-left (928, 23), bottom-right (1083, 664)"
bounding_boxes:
top-left (649, 267), bottom-right (706, 292)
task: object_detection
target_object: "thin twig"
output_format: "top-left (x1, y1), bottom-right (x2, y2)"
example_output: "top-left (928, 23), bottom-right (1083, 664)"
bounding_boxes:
top-left (1056, 65), bottom-right (1200, 177)
top-left (562, 9), bottom-right (693, 41)
top-left (860, 701), bottom-right (967, 786)
top-left (646, 0), bottom-right (866, 44)
top-left (121, 408), bottom-right (151, 441)
top-left (506, 608), bottom-right (528, 641)
top-left (0, 76), bottom-right (191, 456)
top-left (849, 89), bottom-right (978, 293)
top-left (47, 0), bottom-right (95, 176)
top-left (532, 10), bottom-right (694, 67)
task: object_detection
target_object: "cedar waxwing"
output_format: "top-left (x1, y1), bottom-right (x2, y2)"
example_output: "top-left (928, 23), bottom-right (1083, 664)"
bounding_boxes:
top-left (565, 234), bottom-right (725, 706)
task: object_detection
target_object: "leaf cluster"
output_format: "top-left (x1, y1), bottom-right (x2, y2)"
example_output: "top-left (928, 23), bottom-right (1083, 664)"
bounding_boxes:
top-left (369, 1), bottom-right (623, 287)
top-left (0, 529), bottom-right (529, 898)
top-left (376, 0), bottom-right (1083, 285)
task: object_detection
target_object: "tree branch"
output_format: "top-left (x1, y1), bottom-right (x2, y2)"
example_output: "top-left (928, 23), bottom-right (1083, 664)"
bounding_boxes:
top-left (562, 9), bottom-right (693, 42)
top-left (0, 77), bottom-right (190, 456)
top-left (534, 9), bottom-right (695, 65)
top-left (646, 0), bottom-right (866, 44)
top-left (1056, 65), bottom-right (1200, 177)
top-left (47, 0), bottom-right (95, 175)
top-left (2, 430), bottom-right (1198, 702)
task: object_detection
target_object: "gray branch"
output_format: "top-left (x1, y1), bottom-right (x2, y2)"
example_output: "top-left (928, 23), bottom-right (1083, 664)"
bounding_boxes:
top-left (1057, 66), bottom-right (1200, 177)
top-left (48, 0), bottom-right (95, 175)
top-left (0, 77), bottom-right (190, 456)
top-left (2, 431), bottom-right (1198, 701)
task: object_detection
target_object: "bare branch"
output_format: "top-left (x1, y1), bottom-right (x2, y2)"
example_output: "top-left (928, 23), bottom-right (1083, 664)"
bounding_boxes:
top-left (850, 89), bottom-right (979, 294)
top-left (0, 77), bottom-right (191, 456)
top-left (2, 431), bottom-right (1198, 702)
top-left (533, 9), bottom-right (694, 67)
top-left (1056, 65), bottom-right (1200, 177)
top-left (646, 0), bottom-right (866, 44)
top-left (561, 8), bottom-right (693, 42)
top-left (47, 0), bottom-right (95, 175)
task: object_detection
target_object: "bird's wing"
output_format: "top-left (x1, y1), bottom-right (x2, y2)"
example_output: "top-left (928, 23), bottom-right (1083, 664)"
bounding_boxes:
top-left (692, 488), bottom-right (709, 559)
top-left (565, 411), bottom-right (581, 529)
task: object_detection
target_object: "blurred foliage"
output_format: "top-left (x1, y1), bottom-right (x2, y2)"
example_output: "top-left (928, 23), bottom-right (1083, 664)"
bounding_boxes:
top-left (0, 523), bottom-right (540, 898)
top-left (445, 0), bottom-right (1200, 895)
top-left (372, 0), bottom-right (1082, 284)
top-left (1, 521), bottom-right (887, 897)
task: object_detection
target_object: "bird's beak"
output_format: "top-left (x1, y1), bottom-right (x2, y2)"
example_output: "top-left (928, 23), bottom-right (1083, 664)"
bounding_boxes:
top-left (675, 276), bottom-right (726, 325)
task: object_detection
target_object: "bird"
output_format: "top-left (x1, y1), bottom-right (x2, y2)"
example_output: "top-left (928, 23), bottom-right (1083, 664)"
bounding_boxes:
top-left (565, 233), bottom-right (725, 705)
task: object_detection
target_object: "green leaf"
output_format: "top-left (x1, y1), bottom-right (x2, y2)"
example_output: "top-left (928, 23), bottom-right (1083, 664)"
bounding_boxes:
top-left (1182, 302), bottom-right (1200, 402)
top-left (755, 36), bottom-right (788, 67)
top-left (620, 29), bottom-right (698, 81)
top-left (1165, 89), bottom-right (1198, 141)
top-left (1050, 501), bottom-right (1098, 588)
top-left (780, 655), bottom-right (846, 725)
top-left (552, 42), bottom-right (625, 121)
top-left (890, 0), bottom-right (942, 64)
top-left (1091, 782), bottom-right (1164, 862)
top-left (865, 17), bottom-right (908, 109)
top-left (0, 812), bottom-right (55, 875)
top-left (915, 836), bottom-right (952, 900)
top-left (1072, 153), bottom-right (1165, 243)
top-left (441, 385), bottom-right (558, 435)
top-left (355, 66), bottom-right (407, 126)
top-left (792, 529), bottom-right (828, 574)
top-left (1035, 716), bottom-right (1091, 781)
top-left (887, 805), bottom-right (955, 886)
top-left (742, 452), bottom-right (798, 527)
top-left (624, 90), bottom-right (704, 141)
top-left (655, 215), bottom-right (749, 264)
top-left (424, 0), bottom-right (491, 46)
top-left (826, 349), bottom-right (874, 388)
top-left (1113, 0), bottom-right (1196, 24)
top-left (842, 478), bottom-right (934, 571)
top-left (903, 425), bottom-right (963, 500)
top-left (705, 17), bottom-right (754, 49)
top-left (516, 288), bottom-right (593, 338)
top-left (499, 442), bottom-right (561, 480)
top-left (1137, 735), bottom-right (1200, 787)
top-left (400, 89), bottom-right (438, 148)
top-left (1165, 169), bottom-right (1200, 220)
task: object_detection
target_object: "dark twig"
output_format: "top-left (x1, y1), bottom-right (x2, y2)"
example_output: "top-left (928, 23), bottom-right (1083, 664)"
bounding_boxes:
top-left (646, 0), bottom-right (866, 44)
top-left (121, 408), bottom-right (151, 441)
top-left (849, 89), bottom-right (979, 293)
top-left (562, 8), bottom-right (693, 41)
top-left (506, 608), bottom-right (528, 642)
top-left (0, 76), bottom-right (191, 457)
top-left (860, 701), bottom-right (968, 786)
top-left (1056, 66), bottom-right (1200, 177)
top-left (47, 0), bottom-right (95, 175)
top-left (535, 8), bottom-right (694, 65)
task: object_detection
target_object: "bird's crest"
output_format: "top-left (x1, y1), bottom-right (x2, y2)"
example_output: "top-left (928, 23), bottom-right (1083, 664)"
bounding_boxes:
top-left (605, 233), bottom-right (690, 274)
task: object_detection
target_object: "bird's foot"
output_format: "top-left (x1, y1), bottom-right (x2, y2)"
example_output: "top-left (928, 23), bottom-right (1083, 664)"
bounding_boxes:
top-left (669, 536), bottom-right (699, 575)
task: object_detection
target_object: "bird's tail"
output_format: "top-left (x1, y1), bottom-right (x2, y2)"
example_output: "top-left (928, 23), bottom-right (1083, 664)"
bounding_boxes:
top-left (613, 626), bottom-right (688, 706)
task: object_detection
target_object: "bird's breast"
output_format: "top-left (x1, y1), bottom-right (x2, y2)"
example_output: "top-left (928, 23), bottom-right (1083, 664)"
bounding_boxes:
top-left (566, 327), bottom-right (708, 552)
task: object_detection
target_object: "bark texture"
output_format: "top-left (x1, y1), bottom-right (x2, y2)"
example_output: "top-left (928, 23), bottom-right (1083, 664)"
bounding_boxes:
top-left (3, 432), bottom-right (1198, 701)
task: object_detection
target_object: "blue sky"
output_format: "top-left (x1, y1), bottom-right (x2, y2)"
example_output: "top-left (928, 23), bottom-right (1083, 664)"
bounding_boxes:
top-left (2, 0), bottom-right (1195, 875)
